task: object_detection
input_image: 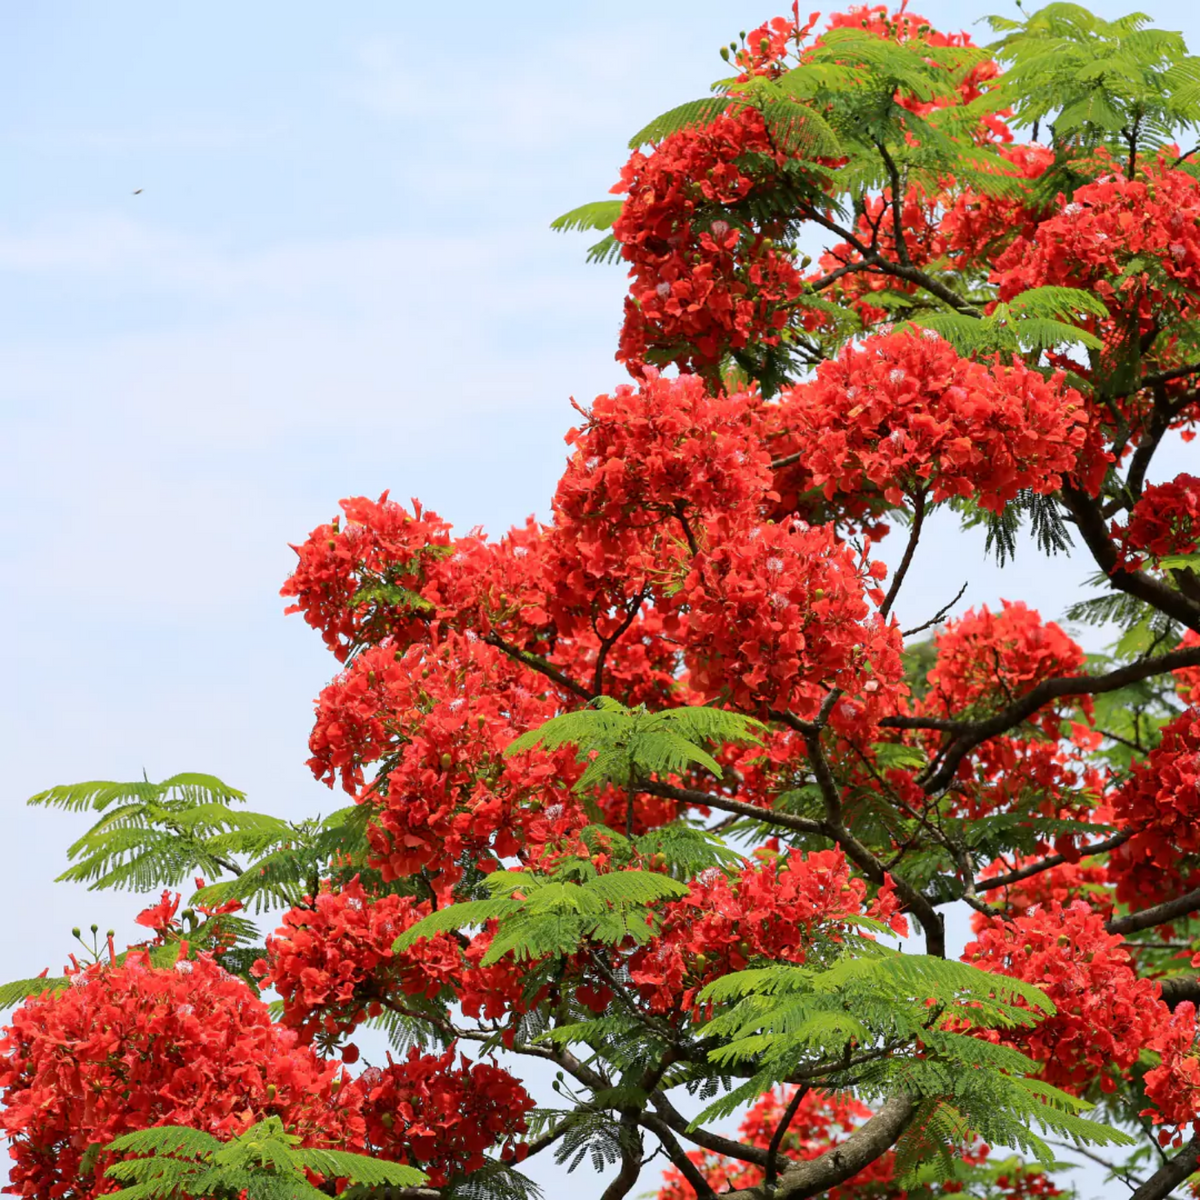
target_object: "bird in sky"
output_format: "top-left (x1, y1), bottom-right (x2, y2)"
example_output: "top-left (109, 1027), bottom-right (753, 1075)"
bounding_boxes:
top-left (133, 188), bottom-right (143, 195)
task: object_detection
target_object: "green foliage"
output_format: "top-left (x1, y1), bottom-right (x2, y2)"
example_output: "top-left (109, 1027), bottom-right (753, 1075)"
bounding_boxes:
top-left (394, 861), bottom-right (688, 964)
top-left (192, 804), bottom-right (377, 915)
top-left (507, 697), bottom-right (762, 793)
top-left (905, 286), bottom-right (1108, 356)
top-left (102, 1117), bottom-right (425, 1200)
top-left (28, 774), bottom-right (279, 894)
top-left (546, 1108), bottom-right (628, 1175)
top-left (549, 200), bottom-right (623, 233)
top-left (953, 489), bottom-right (1074, 566)
top-left (443, 1159), bottom-right (543, 1200)
top-left (691, 947), bottom-right (1133, 1167)
top-left (989, 4), bottom-right (1200, 170)
top-left (0, 975), bottom-right (69, 1011)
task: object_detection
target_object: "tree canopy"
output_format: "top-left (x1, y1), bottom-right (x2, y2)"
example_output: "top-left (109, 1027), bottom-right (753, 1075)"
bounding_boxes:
top-left (7, 3), bottom-right (1200, 1198)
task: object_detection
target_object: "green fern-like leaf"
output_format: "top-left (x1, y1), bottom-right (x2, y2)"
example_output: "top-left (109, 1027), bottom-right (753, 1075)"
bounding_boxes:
top-left (628, 96), bottom-right (742, 148)
top-left (550, 200), bottom-right (623, 233)
top-left (0, 975), bottom-right (69, 1011)
top-left (104, 1117), bottom-right (426, 1200)
top-left (507, 699), bottom-right (762, 796)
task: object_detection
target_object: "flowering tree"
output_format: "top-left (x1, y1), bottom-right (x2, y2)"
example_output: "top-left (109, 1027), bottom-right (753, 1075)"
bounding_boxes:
top-left (9, 3), bottom-right (1200, 1198)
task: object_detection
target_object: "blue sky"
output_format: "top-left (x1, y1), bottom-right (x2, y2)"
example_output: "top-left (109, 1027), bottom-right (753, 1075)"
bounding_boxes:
top-left (3, 1), bottom-right (1200, 1195)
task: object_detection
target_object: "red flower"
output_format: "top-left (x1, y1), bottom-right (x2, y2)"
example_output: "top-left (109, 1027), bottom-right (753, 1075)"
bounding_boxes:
top-left (963, 900), bottom-right (1165, 1092)
top-left (772, 330), bottom-right (1090, 515)
top-left (0, 954), bottom-right (360, 1200)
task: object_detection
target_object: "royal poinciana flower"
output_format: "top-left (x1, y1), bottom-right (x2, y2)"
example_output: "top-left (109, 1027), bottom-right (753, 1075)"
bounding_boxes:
top-left (0, 953), bottom-right (361, 1200)
top-left (1175, 629), bottom-right (1200, 705)
top-left (964, 900), bottom-right (1165, 1092)
top-left (994, 158), bottom-right (1200, 336)
top-left (682, 517), bottom-right (903, 718)
top-left (772, 331), bottom-right (1090, 513)
top-left (1112, 472), bottom-right (1200, 569)
top-left (307, 633), bottom-right (591, 888)
top-left (1108, 706), bottom-right (1200, 908)
top-left (629, 847), bottom-right (907, 1013)
top-left (281, 493), bottom-right (453, 661)
top-left (974, 858), bottom-right (1114, 929)
top-left (357, 1047), bottom-right (534, 1186)
top-left (611, 106), bottom-right (802, 376)
top-left (921, 601), bottom-right (1091, 732)
top-left (554, 370), bottom-right (774, 577)
top-left (255, 878), bottom-right (462, 1044)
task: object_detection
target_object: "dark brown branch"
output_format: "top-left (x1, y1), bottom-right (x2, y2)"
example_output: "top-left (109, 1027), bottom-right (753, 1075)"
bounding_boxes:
top-left (1129, 1132), bottom-right (1200, 1200)
top-left (1159, 976), bottom-right (1200, 1011)
top-left (1059, 485), bottom-right (1200, 633)
top-left (1131, 362), bottom-right (1200, 392)
top-left (975, 830), bottom-right (1131, 894)
top-left (593, 589), bottom-right (646, 695)
top-left (650, 1091), bottom-right (771, 1168)
top-left (875, 139), bottom-right (912, 268)
top-left (800, 721), bottom-right (945, 957)
top-left (641, 779), bottom-right (825, 837)
top-left (880, 490), bottom-right (926, 620)
top-left (637, 1112), bottom-right (719, 1200)
top-left (1108, 885), bottom-right (1200, 936)
top-left (483, 633), bottom-right (594, 702)
top-left (881, 645), bottom-right (1200, 794)
top-left (901, 580), bottom-right (968, 639)
top-left (720, 1095), bottom-right (917, 1200)
top-left (765, 1086), bottom-right (809, 1188)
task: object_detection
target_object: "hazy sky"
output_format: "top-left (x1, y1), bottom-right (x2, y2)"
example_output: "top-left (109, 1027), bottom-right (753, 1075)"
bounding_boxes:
top-left (4, 2), bottom-right (1200, 1195)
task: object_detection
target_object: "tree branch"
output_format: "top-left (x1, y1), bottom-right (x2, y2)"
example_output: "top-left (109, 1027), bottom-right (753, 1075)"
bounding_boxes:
top-left (973, 830), bottom-right (1130, 895)
top-left (1107, 885), bottom-right (1200, 936)
top-left (1129, 1132), bottom-right (1200, 1200)
top-left (1159, 976), bottom-right (1200, 1011)
top-left (880, 645), bottom-right (1200, 794)
top-left (1059, 485), bottom-right (1200, 633)
top-left (765, 1086), bottom-right (809, 1188)
top-left (720, 1095), bottom-right (917, 1200)
top-left (880, 490), bottom-right (926, 620)
top-left (483, 634), bottom-right (595, 703)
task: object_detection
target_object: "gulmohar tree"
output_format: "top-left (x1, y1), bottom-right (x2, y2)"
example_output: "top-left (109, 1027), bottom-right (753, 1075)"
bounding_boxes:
top-left (7, 3), bottom-right (1200, 1198)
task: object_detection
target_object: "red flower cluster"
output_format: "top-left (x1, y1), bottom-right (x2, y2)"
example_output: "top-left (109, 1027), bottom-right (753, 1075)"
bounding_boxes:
top-left (922, 601), bottom-right (1090, 732)
top-left (963, 900), bottom-right (1164, 1091)
top-left (282, 493), bottom-right (452, 661)
top-left (611, 105), bottom-right (802, 374)
top-left (974, 858), bottom-right (1113, 931)
top-left (772, 331), bottom-right (1089, 514)
top-left (937, 144), bottom-right (1055, 264)
top-left (629, 848), bottom-right (906, 1013)
top-left (554, 370), bottom-right (773, 583)
top-left (307, 633), bottom-right (587, 888)
top-left (1113, 473), bottom-right (1200, 569)
top-left (683, 518), bottom-right (903, 718)
top-left (1143, 1002), bottom-right (1200, 1140)
top-left (994, 161), bottom-right (1200, 335)
top-left (358, 1047), bottom-right (534, 1186)
top-left (0, 954), bottom-right (358, 1200)
top-left (1175, 629), bottom-right (1200, 705)
top-left (255, 879), bottom-right (462, 1044)
top-left (1109, 707), bottom-right (1200, 907)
